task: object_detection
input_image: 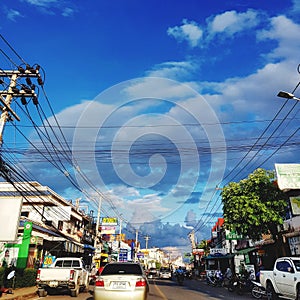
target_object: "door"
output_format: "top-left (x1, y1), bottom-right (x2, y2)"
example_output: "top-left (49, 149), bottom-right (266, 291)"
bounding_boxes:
top-left (273, 260), bottom-right (295, 298)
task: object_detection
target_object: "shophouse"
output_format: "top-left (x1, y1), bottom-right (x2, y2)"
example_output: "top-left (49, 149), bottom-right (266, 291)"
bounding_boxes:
top-left (0, 181), bottom-right (95, 269)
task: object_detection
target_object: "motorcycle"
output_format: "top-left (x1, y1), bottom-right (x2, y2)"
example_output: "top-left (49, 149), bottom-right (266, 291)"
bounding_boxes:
top-left (228, 273), bottom-right (253, 294)
top-left (206, 271), bottom-right (217, 286)
top-left (176, 273), bottom-right (184, 285)
top-left (251, 281), bottom-right (266, 299)
top-left (228, 273), bottom-right (240, 292)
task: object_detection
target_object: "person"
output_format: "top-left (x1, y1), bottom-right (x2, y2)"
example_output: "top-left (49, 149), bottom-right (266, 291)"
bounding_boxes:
top-left (239, 263), bottom-right (248, 278)
top-left (175, 266), bottom-right (184, 284)
top-left (224, 267), bottom-right (232, 279)
top-left (223, 267), bottom-right (232, 287)
top-left (176, 266), bottom-right (184, 276)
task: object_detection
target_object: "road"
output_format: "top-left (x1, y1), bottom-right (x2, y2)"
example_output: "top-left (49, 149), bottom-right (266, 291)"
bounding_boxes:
top-left (31, 278), bottom-right (257, 300)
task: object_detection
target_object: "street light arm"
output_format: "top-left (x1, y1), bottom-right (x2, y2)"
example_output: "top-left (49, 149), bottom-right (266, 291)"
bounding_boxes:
top-left (277, 90), bottom-right (300, 101)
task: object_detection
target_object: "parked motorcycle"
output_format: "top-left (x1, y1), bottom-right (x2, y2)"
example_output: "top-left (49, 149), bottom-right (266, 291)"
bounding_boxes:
top-left (228, 273), bottom-right (240, 292)
top-left (251, 280), bottom-right (266, 299)
top-left (176, 273), bottom-right (184, 285)
top-left (228, 272), bottom-right (254, 294)
top-left (206, 271), bottom-right (217, 286)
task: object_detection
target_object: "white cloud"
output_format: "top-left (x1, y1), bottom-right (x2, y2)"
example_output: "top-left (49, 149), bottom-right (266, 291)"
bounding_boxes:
top-left (291, 0), bottom-right (300, 12)
top-left (62, 7), bottom-right (74, 17)
top-left (167, 19), bottom-right (203, 48)
top-left (146, 61), bottom-right (197, 80)
top-left (24, 0), bottom-right (58, 7)
top-left (257, 15), bottom-right (300, 61)
top-left (207, 9), bottom-right (260, 38)
top-left (6, 9), bottom-right (22, 21)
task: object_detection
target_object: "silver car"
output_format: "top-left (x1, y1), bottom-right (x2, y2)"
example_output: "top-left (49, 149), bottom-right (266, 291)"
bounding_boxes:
top-left (93, 262), bottom-right (149, 300)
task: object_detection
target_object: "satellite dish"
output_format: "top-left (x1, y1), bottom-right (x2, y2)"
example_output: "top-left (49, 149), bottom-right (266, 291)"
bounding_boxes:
top-left (7, 270), bottom-right (15, 279)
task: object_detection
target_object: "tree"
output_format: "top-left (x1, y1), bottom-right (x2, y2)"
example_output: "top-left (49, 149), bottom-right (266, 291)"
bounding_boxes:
top-left (197, 239), bottom-right (210, 256)
top-left (222, 168), bottom-right (288, 241)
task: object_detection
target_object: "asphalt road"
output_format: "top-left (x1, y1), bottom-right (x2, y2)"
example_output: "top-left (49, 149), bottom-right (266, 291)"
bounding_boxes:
top-left (29, 278), bottom-right (258, 300)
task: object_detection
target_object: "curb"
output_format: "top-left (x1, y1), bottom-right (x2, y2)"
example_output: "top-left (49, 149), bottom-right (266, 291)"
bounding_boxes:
top-left (2, 292), bottom-right (37, 300)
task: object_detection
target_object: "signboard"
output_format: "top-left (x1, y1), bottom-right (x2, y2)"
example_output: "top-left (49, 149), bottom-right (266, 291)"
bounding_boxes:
top-left (0, 197), bottom-right (23, 241)
top-left (290, 196), bottom-right (300, 215)
top-left (119, 249), bottom-right (128, 262)
top-left (43, 206), bottom-right (71, 221)
top-left (210, 248), bottom-right (226, 255)
top-left (100, 226), bottom-right (116, 234)
top-left (43, 255), bottom-right (56, 267)
top-left (101, 217), bottom-right (118, 226)
top-left (226, 231), bottom-right (243, 240)
top-left (275, 163), bottom-right (300, 190)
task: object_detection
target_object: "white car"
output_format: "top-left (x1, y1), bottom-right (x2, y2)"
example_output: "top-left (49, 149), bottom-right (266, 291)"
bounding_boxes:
top-left (159, 267), bottom-right (172, 279)
top-left (93, 262), bottom-right (149, 300)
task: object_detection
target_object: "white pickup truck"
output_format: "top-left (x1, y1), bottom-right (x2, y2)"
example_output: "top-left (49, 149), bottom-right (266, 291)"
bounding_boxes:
top-left (36, 257), bottom-right (89, 297)
top-left (260, 257), bottom-right (300, 300)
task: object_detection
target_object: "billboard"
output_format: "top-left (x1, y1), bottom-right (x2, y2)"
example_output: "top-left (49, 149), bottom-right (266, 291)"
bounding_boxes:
top-left (101, 217), bottom-right (118, 226)
top-left (0, 197), bottom-right (23, 241)
top-left (275, 163), bottom-right (300, 190)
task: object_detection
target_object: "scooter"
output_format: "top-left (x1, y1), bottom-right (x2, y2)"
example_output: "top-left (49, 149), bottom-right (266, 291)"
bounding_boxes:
top-left (251, 281), bottom-right (266, 299)
top-left (176, 273), bottom-right (184, 286)
top-left (206, 271), bottom-right (217, 286)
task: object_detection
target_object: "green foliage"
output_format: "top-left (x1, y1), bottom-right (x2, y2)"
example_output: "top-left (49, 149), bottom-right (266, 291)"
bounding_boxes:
top-left (222, 168), bottom-right (288, 241)
top-left (0, 267), bottom-right (37, 288)
top-left (197, 240), bottom-right (210, 256)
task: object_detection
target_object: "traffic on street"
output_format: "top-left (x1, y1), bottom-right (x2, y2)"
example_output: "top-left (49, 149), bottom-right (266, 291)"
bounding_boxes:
top-left (27, 277), bottom-right (258, 300)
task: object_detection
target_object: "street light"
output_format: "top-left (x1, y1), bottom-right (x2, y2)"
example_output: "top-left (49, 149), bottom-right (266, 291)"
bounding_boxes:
top-left (277, 91), bottom-right (300, 101)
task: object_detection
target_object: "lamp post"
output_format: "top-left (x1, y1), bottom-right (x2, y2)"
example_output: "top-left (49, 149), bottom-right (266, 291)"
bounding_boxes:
top-left (277, 91), bottom-right (300, 101)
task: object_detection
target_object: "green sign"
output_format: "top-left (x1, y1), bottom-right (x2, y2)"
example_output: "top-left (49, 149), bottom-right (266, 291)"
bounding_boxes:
top-left (226, 231), bottom-right (243, 240)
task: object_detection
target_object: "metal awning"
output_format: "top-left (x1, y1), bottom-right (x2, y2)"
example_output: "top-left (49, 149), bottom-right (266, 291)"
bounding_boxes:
top-left (235, 247), bottom-right (257, 255)
top-left (204, 254), bottom-right (235, 260)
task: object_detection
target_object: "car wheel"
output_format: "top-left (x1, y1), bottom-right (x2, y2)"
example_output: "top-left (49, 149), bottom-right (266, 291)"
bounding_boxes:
top-left (296, 286), bottom-right (300, 300)
top-left (37, 289), bottom-right (47, 297)
top-left (251, 285), bottom-right (263, 299)
top-left (70, 286), bottom-right (79, 297)
top-left (266, 282), bottom-right (278, 300)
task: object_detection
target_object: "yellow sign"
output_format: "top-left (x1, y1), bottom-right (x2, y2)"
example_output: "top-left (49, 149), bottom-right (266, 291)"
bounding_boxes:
top-left (101, 217), bottom-right (118, 225)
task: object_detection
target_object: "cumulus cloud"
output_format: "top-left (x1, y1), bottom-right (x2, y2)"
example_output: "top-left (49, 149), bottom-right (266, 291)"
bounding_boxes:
top-left (257, 15), bottom-right (300, 61)
top-left (207, 9), bottom-right (261, 38)
top-left (167, 19), bottom-right (203, 48)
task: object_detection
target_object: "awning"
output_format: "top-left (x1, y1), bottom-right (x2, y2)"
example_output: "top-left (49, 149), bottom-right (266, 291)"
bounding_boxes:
top-left (84, 244), bottom-right (95, 250)
top-left (235, 247), bottom-right (257, 255)
top-left (204, 254), bottom-right (235, 260)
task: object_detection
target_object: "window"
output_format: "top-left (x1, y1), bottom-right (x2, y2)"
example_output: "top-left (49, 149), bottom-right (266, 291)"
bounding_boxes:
top-left (101, 263), bottom-right (143, 275)
top-left (276, 261), bottom-right (292, 272)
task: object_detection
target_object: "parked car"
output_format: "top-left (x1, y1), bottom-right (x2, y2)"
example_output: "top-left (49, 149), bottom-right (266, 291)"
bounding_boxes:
top-left (159, 267), bottom-right (172, 279)
top-left (93, 261), bottom-right (149, 300)
top-left (36, 257), bottom-right (89, 297)
top-left (260, 257), bottom-right (300, 300)
top-left (147, 267), bottom-right (158, 279)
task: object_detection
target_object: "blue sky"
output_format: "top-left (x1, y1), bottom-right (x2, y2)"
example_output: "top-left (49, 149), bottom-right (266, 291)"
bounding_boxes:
top-left (1, 0), bottom-right (300, 252)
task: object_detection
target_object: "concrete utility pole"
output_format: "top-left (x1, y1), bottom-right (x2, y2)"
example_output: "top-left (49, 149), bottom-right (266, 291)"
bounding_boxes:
top-left (134, 229), bottom-right (139, 262)
top-left (144, 235), bottom-right (151, 250)
top-left (94, 196), bottom-right (102, 249)
top-left (0, 67), bottom-right (41, 146)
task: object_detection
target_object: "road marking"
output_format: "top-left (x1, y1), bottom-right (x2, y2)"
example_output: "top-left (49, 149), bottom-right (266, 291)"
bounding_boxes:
top-left (153, 280), bottom-right (168, 300)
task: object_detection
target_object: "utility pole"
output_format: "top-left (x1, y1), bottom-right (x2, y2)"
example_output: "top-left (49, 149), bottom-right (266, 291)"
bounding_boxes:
top-left (0, 67), bottom-right (42, 146)
top-left (94, 196), bottom-right (102, 249)
top-left (118, 215), bottom-right (123, 262)
top-left (144, 235), bottom-right (151, 250)
top-left (134, 229), bottom-right (138, 262)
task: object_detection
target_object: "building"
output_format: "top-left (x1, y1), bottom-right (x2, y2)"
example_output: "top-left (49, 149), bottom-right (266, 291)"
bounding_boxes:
top-left (0, 181), bottom-right (95, 269)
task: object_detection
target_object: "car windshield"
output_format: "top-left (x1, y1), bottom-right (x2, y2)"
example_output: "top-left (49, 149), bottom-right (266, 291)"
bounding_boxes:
top-left (160, 268), bottom-right (170, 272)
top-left (55, 260), bottom-right (80, 268)
top-left (292, 259), bottom-right (300, 272)
top-left (101, 263), bottom-right (143, 275)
